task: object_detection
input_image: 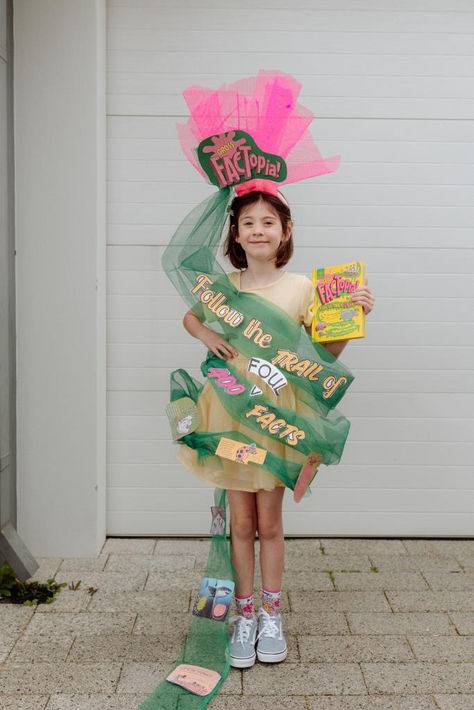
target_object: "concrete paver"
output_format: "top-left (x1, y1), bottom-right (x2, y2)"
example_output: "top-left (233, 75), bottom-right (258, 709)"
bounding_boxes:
top-left (0, 698), bottom-right (49, 710)
top-left (104, 552), bottom-right (196, 573)
top-left (367, 553), bottom-right (462, 572)
top-left (298, 633), bottom-right (414, 662)
top-left (435, 697), bottom-right (474, 710)
top-left (408, 634), bottom-right (474, 662)
top-left (243, 661), bottom-right (366, 695)
top-left (0, 536), bottom-right (473, 708)
top-left (386, 590), bottom-right (474, 612)
top-left (45, 697), bottom-right (148, 710)
top-left (333, 571), bottom-right (429, 590)
top-left (361, 661), bottom-right (474, 693)
top-left (447, 612), bottom-right (474, 635)
top-left (87, 589), bottom-right (190, 613)
top-left (347, 611), bottom-right (456, 635)
top-left (289, 590), bottom-right (391, 612)
top-left (308, 698), bottom-right (438, 709)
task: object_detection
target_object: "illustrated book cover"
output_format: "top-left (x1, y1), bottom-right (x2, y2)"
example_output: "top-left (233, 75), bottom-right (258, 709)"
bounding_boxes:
top-left (311, 261), bottom-right (366, 343)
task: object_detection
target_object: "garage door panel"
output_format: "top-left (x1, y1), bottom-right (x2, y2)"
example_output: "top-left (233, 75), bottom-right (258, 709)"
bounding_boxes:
top-left (108, 7), bottom-right (471, 34)
top-left (108, 72), bottom-right (474, 105)
top-left (107, 49), bottom-right (474, 79)
top-left (109, 180), bottom-right (474, 209)
top-left (106, 508), bottom-right (474, 537)
top-left (108, 462), bottom-right (474, 491)
top-left (108, 92), bottom-right (474, 119)
top-left (107, 27), bottom-right (474, 60)
top-left (107, 366), bottom-right (474, 393)
top-left (109, 199), bottom-right (474, 232)
top-left (107, 484), bottom-right (474, 515)
top-left (107, 291), bottom-right (472, 321)
top-left (108, 160), bottom-right (474, 190)
top-left (108, 319), bottom-right (474, 350)
top-left (107, 390), bottom-right (474, 423)
top-left (106, 342), bottom-right (474, 372)
top-left (108, 414), bottom-right (473, 445)
top-left (107, 439), bottom-right (472, 468)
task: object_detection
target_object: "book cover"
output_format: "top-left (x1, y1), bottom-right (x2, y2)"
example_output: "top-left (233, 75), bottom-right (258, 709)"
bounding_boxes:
top-left (311, 261), bottom-right (366, 343)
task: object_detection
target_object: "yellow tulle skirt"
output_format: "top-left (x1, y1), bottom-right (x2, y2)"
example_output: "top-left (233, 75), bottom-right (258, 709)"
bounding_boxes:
top-left (178, 352), bottom-right (317, 492)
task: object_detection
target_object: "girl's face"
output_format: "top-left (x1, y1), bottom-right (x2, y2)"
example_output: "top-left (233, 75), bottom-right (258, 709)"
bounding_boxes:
top-left (234, 199), bottom-right (289, 264)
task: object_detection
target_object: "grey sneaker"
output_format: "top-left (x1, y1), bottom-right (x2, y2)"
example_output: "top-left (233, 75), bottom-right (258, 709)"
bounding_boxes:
top-left (256, 607), bottom-right (287, 663)
top-left (229, 614), bottom-right (258, 668)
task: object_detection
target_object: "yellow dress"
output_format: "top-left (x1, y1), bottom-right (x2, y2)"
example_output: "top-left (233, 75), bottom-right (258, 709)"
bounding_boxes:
top-left (178, 270), bottom-right (316, 492)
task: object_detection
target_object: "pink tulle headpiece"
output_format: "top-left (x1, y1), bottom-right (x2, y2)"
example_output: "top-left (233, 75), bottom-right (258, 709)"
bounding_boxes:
top-left (177, 70), bottom-right (340, 197)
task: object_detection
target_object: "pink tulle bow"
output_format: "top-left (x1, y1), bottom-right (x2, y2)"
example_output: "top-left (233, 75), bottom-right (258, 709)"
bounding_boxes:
top-left (235, 179), bottom-right (279, 197)
top-left (177, 70), bottom-right (340, 192)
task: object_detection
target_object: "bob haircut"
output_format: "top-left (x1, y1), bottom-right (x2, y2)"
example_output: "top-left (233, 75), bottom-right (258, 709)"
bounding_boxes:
top-left (223, 191), bottom-right (294, 269)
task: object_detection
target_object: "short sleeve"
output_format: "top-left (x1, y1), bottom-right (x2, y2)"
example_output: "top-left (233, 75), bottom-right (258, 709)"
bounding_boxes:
top-left (300, 276), bottom-right (315, 327)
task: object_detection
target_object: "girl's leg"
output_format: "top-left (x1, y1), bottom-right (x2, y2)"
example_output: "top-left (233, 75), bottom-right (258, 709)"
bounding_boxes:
top-left (256, 487), bottom-right (285, 593)
top-left (227, 489), bottom-right (257, 597)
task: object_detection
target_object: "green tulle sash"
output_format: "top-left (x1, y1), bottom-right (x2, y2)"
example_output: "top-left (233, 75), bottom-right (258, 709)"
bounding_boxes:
top-left (138, 187), bottom-right (354, 709)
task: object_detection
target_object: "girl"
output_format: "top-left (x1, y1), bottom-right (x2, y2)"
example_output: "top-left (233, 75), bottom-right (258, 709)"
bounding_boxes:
top-left (181, 188), bottom-right (375, 669)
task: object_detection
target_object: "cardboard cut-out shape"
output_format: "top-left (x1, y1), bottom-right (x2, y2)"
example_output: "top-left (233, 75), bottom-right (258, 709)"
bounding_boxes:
top-left (192, 577), bottom-right (235, 622)
top-left (210, 506), bottom-right (226, 536)
top-left (216, 436), bottom-right (267, 465)
top-left (165, 397), bottom-right (200, 439)
top-left (166, 663), bottom-right (221, 696)
top-left (197, 130), bottom-right (287, 189)
top-left (248, 356), bottom-right (288, 395)
top-left (293, 452), bottom-right (322, 503)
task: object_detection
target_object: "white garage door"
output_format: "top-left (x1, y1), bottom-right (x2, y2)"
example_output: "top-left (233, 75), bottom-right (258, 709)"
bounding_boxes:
top-left (106, 0), bottom-right (474, 537)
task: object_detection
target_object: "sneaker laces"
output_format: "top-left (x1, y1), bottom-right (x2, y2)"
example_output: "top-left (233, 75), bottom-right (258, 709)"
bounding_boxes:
top-left (256, 608), bottom-right (281, 640)
top-left (229, 615), bottom-right (256, 645)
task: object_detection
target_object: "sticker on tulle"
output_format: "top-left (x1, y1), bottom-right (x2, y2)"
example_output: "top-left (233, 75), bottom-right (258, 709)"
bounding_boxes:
top-left (192, 577), bottom-right (235, 623)
top-left (294, 452), bottom-right (322, 503)
top-left (166, 663), bottom-right (221, 696)
top-left (210, 506), bottom-right (226, 536)
top-left (215, 437), bottom-right (267, 465)
top-left (165, 397), bottom-right (200, 439)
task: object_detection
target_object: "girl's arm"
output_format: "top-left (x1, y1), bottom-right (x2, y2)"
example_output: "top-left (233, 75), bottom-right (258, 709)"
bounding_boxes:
top-left (303, 277), bottom-right (375, 359)
top-left (320, 339), bottom-right (349, 359)
top-left (183, 309), bottom-right (239, 361)
top-left (304, 325), bottom-right (348, 359)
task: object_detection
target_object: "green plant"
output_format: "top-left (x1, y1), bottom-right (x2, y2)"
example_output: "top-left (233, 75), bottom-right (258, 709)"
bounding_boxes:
top-left (0, 562), bottom-right (67, 606)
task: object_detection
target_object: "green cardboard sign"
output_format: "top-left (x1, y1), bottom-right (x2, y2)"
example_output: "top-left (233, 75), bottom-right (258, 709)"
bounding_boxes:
top-left (197, 130), bottom-right (287, 189)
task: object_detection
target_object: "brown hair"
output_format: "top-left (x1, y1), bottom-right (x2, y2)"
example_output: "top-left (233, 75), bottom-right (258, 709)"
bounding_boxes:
top-left (223, 191), bottom-right (294, 269)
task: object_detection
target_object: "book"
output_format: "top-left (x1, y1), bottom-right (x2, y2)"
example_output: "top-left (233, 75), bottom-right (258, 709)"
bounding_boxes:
top-left (311, 261), bottom-right (366, 343)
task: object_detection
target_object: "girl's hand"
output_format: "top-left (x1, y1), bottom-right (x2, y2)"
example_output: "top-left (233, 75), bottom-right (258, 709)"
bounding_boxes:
top-left (200, 329), bottom-right (239, 361)
top-left (351, 277), bottom-right (375, 315)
